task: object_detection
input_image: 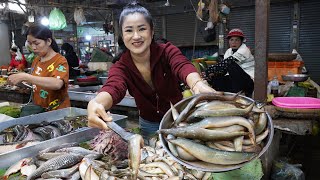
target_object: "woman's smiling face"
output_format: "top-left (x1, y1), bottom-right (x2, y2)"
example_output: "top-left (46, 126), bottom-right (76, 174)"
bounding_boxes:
top-left (122, 12), bottom-right (154, 56)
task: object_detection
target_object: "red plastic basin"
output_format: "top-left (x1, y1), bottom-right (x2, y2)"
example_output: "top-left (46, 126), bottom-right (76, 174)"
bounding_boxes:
top-left (272, 97), bottom-right (320, 109)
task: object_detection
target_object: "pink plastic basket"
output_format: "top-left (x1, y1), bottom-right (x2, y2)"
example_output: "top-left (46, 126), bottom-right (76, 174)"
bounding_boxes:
top-left (272, 97), bottom-right (320, 109)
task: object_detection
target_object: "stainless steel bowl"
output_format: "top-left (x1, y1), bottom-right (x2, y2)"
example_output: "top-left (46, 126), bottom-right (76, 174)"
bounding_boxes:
top-left (281, 74), bottom-right (309, 82)
top-left (159, 92), bottom-right (274, 172)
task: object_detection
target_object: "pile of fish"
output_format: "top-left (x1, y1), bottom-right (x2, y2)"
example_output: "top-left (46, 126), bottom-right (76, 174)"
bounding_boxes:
top-left (158, 93), bottom-right (270, 168)
top-left (0, 116), bottom-right (88, 154)
top-left (2, 129), bottom-right (213, 180)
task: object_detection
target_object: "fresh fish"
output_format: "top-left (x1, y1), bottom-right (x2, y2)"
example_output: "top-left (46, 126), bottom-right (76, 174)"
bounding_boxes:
top-left (176, 146), bottom-right (198, 161)
top-left (142, 167), bottom-right (164, 174)
top-left (128, 134), bottom-right (144, 180)
top-left (169, 138), bottom-right (256, 165)
top-left (0, 140), bottom-right (39, 154)
top-left (41, 164), bottom-right (79, 179)
top-left (213, 140), bottom-right (234, 148)
top-left (196, 100), bottom-right (237, 111)
top-left (208, 125), bottom-right (245, 132)
top-left (188, 103), bottom-right (254, 120)
top-left (13, 125), bottom-right (26, 142)
top-left (234, 136), bottom-right (244, 152)
top-left (212, 142), bottom-right (235, 151)
top-left (254, 112), bottom-right (267, 135)
top-left (17, 126), bottom-right (30, 142)
top-left (202, 172), bottom-right (212, 180)
top-left (243, 144), bottom-right (263, 153)
top-left (190, 169), bottom-right (206, 179)
top-left (22, 128), bottom-right (43, 141)
top-left (3, 132), bottom-right (14, 143)
top-left (38, 152), bottom-right (68, 160)
top-left (33, 126), bottom-right (54, 140)
top-left (3, 158), bottom-right (32, 179)
top-left (50, 120), bottom-right (73, 135)
top-left (84, 165), bottom-right (99, 180)
top-left (174, 92), bottom-right (240, 126)
top-left (45, 125), bottom-right (62, 138)
top-left (142, 162), bottom-right (174, 177)
top-left (66, 171), bottom-right (80, 180)
top-left (39, 142), bottom-right (78, 155)
top-left (166, 176), bottom-right (181, 180)
top-left (79, 158), bottom-right (90, 180)
top-left (138, 170), bottom-right (161, 178)
top-left (27, 154), bottom-right (83, 180)
top-left (21, 164), bottom-right (37, 177)
top-left (170, 102), bottom-right (179, 121)
top-left (184, 172), bottom-right (198, 180)
top-left (166, 134), bottom-right (179, 157)
top-left (186, 116), bottom-right (256, 144)
top-left (243, 129), bottom-right (269, 145)
top-left (160, 127), bottom-right (248, 141)
top-left (56, 146), bottom-right (99, 156)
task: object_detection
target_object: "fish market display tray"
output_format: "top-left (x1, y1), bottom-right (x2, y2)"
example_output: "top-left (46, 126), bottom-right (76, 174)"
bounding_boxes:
top-left (68, 86), bottom-right (137, 107)
top-left (159, 92), bottom-right (274, 172)
top-left (0, 107), bottom-right (128, 167)
top-left (0, 107), bottom-right (126, 131)
top-left (0, 127), bottom-right (100, 168)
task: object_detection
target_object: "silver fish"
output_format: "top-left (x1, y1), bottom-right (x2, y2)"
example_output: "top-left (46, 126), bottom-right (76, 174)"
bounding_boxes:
top-left (169, 138), bottom-right (256, 165)
top-left (41, 164), bottom-right (79, 179)
top-left (27, 154), bottom-right (83, 180)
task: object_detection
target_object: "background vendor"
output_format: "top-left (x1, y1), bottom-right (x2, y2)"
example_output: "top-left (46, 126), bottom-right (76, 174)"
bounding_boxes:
top-left (8, 24), bottom-right (70, 111)
top-left (8, 46), bottom-right (27, 72)
top-left (205, 28), bottom-right (254, 97)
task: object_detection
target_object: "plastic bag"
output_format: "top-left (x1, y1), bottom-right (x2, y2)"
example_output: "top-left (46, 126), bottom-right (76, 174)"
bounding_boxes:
top-left (49, 8), bottom-right (67, 30)
top-left (271, 159), bottom-right (305, 180)
top-left (26, 52), bottom-right (36, 63)
top-left (74, 8), bottom-right (86, 26)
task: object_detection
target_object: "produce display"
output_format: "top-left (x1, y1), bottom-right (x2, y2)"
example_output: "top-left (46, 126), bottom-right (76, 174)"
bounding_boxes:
top-left (0, 129), bottom-right (213, 180)
top-left (159, 92), bottom-right (272, 172)
top-left (0, 106), bottom-right (21, 118)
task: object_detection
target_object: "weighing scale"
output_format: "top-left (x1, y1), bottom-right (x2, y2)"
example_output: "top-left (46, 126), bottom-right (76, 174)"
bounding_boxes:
top-left (281, 74), bottom-right (309, 97)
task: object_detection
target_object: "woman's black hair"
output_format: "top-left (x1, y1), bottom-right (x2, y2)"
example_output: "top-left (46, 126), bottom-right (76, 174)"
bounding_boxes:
top-left (26, 24), bottom-right (59, 52)
top-left (119, 2), bottom-right (154, 37)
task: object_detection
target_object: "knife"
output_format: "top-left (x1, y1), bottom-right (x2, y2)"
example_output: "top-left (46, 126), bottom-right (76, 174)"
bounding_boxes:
top-left (106, 121), bottom-right (134, 142)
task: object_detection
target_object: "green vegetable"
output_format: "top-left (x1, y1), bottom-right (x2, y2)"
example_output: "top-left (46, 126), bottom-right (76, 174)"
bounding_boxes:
top-left (0, 106), bottom-right (21, 118)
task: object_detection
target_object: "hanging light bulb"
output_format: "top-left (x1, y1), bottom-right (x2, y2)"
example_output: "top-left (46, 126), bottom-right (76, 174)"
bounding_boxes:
top-left (28, 15), bottom-right (34, 22)
top-left (41, 16), bottom-right (49, 26)
top-left (85, 35), bottom-right (92, 41)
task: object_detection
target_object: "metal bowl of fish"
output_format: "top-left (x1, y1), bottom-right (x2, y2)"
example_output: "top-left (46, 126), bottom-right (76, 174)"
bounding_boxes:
top-left (159, 92), bottom-right (274, 172)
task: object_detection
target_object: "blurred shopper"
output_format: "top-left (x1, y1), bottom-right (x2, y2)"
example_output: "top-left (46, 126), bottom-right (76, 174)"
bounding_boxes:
top-left (61, 43), bottom-right (80, 78)
top-left (8, 46), bottom-right (27, 72)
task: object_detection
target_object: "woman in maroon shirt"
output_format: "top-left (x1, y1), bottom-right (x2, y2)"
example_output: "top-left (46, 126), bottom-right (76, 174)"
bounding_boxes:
top-left (87, 3), bottom-right (216, 138)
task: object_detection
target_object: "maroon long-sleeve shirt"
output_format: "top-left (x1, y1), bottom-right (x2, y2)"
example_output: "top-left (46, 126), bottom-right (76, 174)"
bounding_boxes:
top-left (99, 42), bottom-right (197, 122)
